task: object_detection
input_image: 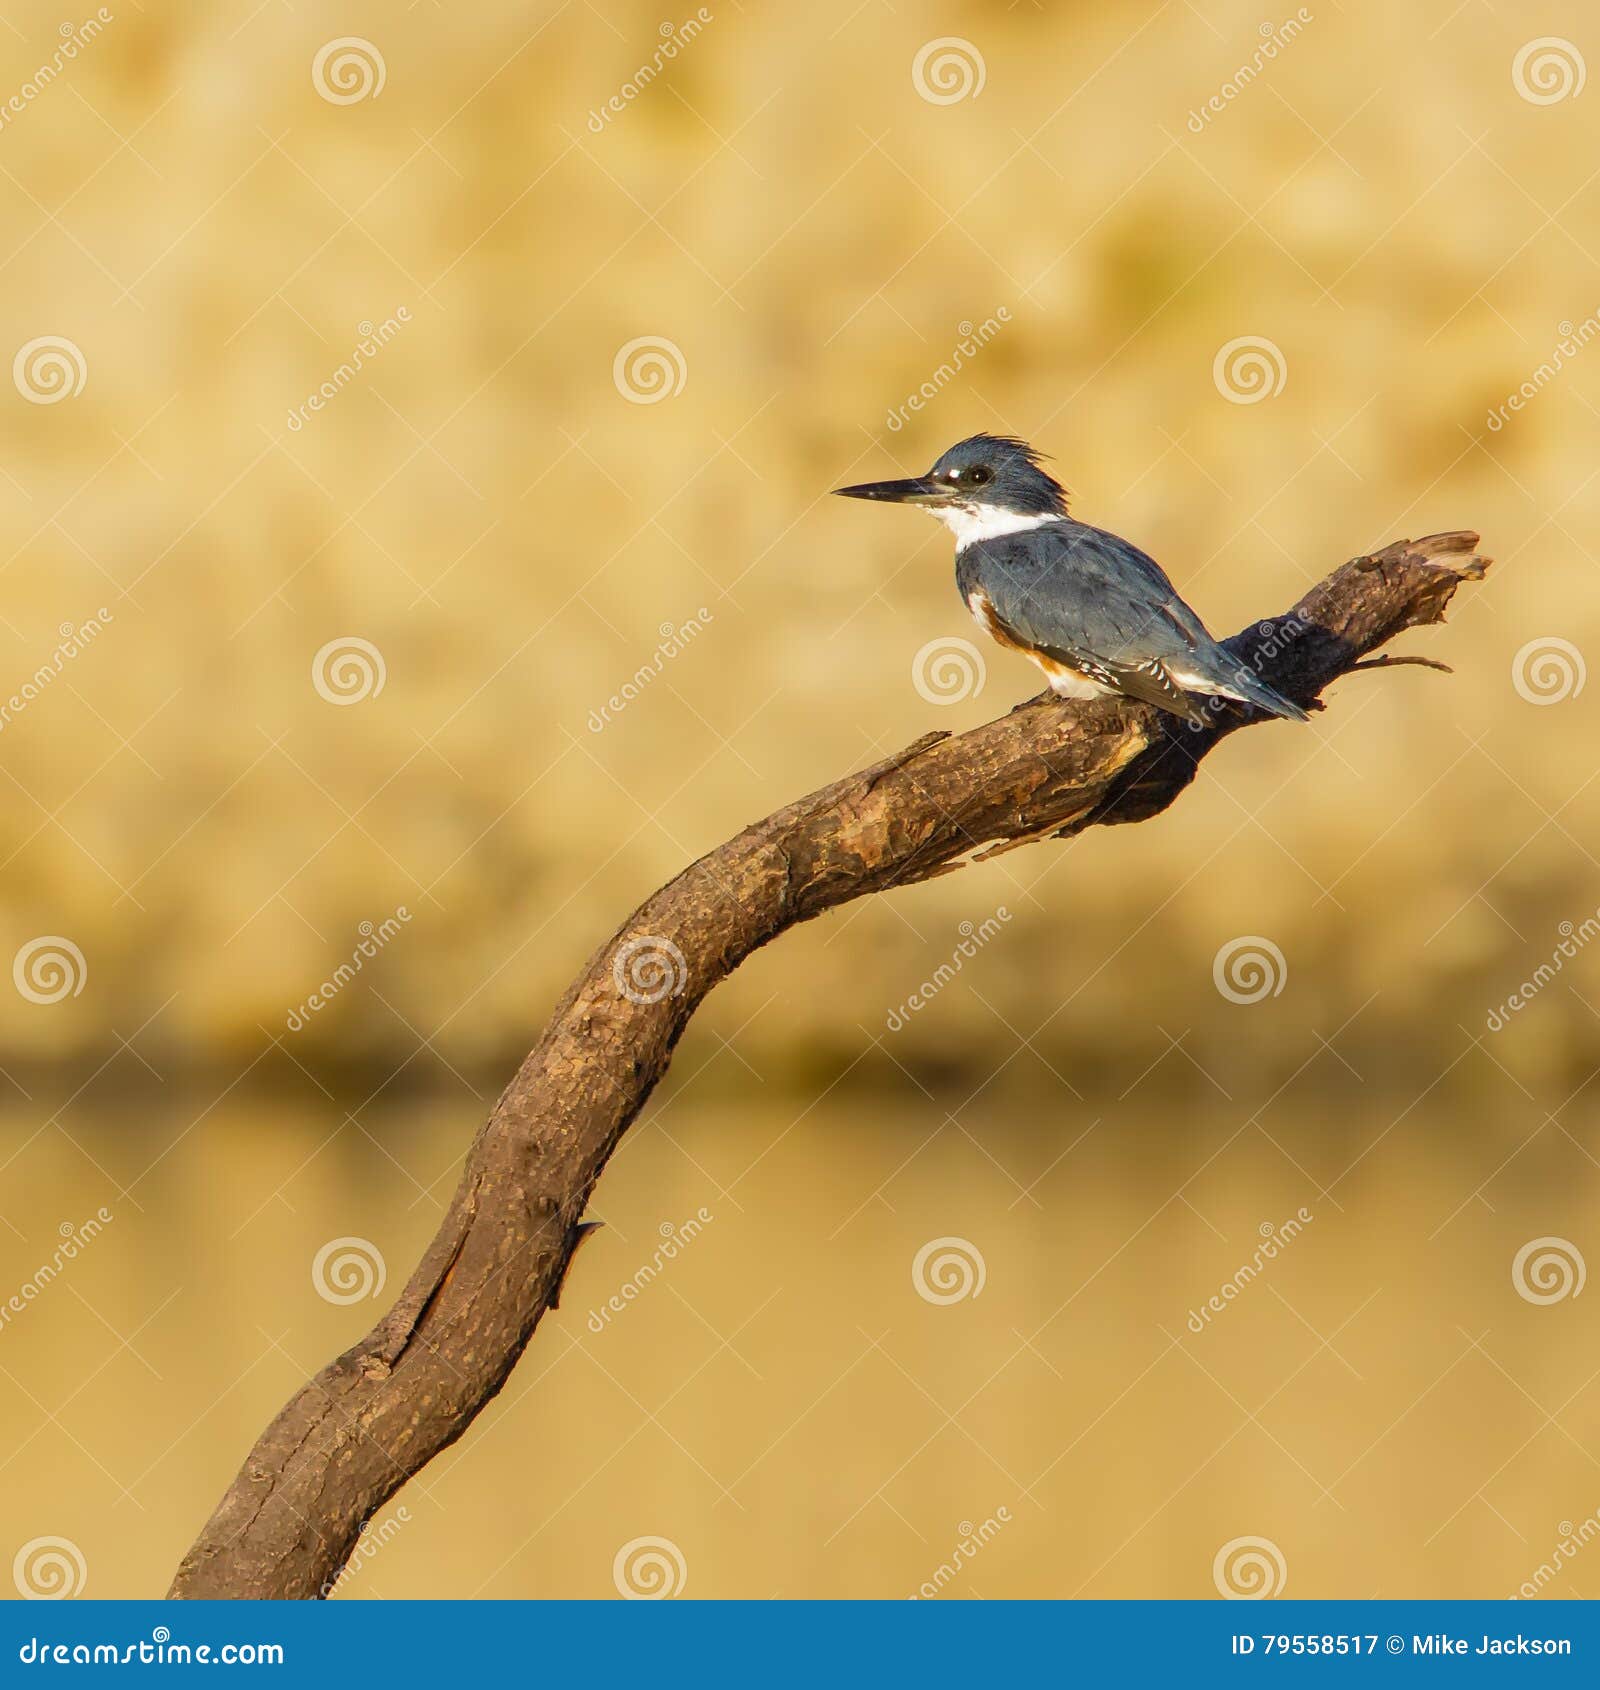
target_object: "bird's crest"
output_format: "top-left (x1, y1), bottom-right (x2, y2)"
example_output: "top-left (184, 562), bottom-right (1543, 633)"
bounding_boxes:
top-left (960, 433), bottom-right (1070, 512)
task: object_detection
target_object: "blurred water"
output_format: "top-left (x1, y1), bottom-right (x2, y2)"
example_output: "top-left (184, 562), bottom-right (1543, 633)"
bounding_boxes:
top-left (4, 1064), bottom-right (1597, 1601)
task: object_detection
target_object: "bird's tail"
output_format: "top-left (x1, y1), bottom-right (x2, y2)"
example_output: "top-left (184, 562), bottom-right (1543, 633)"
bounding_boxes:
top-left (1219, 667), bottom-right (1310, 722)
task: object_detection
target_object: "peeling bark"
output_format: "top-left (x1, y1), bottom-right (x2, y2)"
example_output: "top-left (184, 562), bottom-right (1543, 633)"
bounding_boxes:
top-left (169, 530), bottom-right (1489, 1599)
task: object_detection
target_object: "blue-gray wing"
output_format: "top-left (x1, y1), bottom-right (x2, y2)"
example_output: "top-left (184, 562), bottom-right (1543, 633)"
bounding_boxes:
top-left (962, 521), bottom-right (1219, 671)
top-left (957, 520), bottom-right (1311, 724)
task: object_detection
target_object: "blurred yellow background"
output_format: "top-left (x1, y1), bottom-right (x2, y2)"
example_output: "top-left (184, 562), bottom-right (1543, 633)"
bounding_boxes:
top-left (3, 0), bottom-right (1600, 1601)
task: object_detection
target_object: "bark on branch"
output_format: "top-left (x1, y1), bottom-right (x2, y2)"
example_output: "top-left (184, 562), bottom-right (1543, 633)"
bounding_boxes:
top-left (170, 529), bottom-right (1490, 1599)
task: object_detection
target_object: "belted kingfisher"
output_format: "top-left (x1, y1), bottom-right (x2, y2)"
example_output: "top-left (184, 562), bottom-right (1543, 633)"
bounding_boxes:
top-left (834, 433), bottom-right (1308, 728)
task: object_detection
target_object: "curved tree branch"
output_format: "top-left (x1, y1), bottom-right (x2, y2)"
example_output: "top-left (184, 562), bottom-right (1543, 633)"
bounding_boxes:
top-left (170, 529), bottom-right (1490, 1599)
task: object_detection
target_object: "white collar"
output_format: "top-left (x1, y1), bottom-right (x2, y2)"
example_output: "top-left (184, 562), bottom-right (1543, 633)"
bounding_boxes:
top-left (930, 504), bottom-right (1066, 551)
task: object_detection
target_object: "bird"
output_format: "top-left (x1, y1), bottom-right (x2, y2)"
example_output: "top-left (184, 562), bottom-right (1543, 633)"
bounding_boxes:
top-left (833, 433), bottom-right (1309, 729)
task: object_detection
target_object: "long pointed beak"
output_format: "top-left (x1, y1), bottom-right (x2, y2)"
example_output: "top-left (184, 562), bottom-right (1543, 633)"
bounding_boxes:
top-left (831, 475), bottom-right (947, 505)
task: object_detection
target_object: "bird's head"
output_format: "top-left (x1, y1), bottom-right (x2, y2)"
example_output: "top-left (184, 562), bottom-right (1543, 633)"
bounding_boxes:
top-left (832, 434), bottom-right (1069, 522)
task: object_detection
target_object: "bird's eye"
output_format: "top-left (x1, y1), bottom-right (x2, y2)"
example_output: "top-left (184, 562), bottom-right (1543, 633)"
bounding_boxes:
top-left (963, 465), bottom-right (993, 486)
